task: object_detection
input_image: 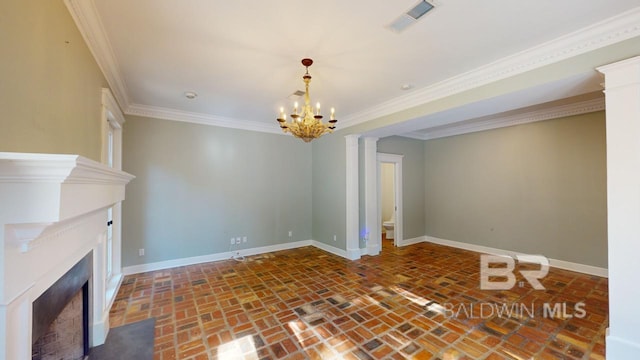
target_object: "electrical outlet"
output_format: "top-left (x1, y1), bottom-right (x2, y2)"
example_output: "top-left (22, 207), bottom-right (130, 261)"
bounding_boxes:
top-left (242, 236), bottom-right (247, 243)
top-left (236, 237), bottom-right (241, 244)
top-left (288, 231), bottom-right (292, 237)
top-left (230, 238), bottom-right (235, 245)
top-left (138, 248), bottom-right (145, 256)
top-left (333, 235), bottom-right (337, 242)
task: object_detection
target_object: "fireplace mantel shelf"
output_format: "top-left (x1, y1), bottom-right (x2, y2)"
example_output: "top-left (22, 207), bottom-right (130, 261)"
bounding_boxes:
top-left (0, 152), bottom-right (135, 254)
top-left (0, 152), bottom-right (135, 242)
top-left (0, 152), bottom-right (134, 184)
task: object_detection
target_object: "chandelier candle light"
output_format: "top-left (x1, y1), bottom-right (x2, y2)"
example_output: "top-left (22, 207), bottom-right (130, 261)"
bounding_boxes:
top-left (277, 58), bottom-right (337, 142)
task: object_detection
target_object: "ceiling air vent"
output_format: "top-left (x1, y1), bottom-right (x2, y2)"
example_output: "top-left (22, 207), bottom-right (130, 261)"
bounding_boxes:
top-left (387, 0), bottom-right (435, 33)
top-left (287, 90), bottom-right (306, 100)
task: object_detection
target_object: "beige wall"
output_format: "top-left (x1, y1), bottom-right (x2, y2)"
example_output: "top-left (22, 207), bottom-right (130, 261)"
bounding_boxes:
top-left (381, 163), bottom-right (395, 225)
top-left (424, 111), bottom-right (607, 267)
top-left (0, 0), bottom-right (107, 161)
top-left (122, 115), bottom-right (313, 266)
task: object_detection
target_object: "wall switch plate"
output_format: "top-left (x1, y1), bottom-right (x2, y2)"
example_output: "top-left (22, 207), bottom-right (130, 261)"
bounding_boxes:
top-left (288, 231), bottom-right (292, 237)
top-left (138, 248), bottom-right (145, 256)
top-left (230, 238), bottom-right (235, 245)
top-left (242, 236), bottom-right (247, 243)
top-left (333, 235), bottom-right (337, 242)
top-left (236, 237), bottom-right (241, 244)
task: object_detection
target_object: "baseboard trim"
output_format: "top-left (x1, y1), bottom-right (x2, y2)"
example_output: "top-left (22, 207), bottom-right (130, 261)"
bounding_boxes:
top-left (91, 313), bottom-right (109, 347)
top-left (607, 335), bottom-right (640, 359)
top-left (310, 240), bottom-right (350, 259)
top-left (366, 243), bottom-right (380, 256)
top-left (122, 240), bottom-right (313, 275)
top-left (398, 236), bottom-right (427, 247)
top-left (346, 248), bottom-right (361, 260)
top-left (122, 236), bottom-right (606, 277)
top-left (425, 236), bottom-right (608, 277)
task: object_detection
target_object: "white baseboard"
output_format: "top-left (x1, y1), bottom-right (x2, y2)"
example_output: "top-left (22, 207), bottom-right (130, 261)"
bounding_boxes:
top-left (366, 243), bottom-right (380, 256)
top-left (91, 312), bottom-right (109, 347)
top-left (607, 335), bottom-right (640, 359)
top-left (310, 240), bottom-right (349, 259)
top-left (122, 235), bottom-right (606, 278)
top-left (309, 240), bottom-right (365, 260)
top-left (346, 248), bottom-right (361, 260)
top-left (123, 240), bottom-right (313, 275)
top-left (548, 258), bottom-right (608, 278)
top-left (425, 236), bottom-right (608, 277)
top-left (398, 236), bottom-right (426, 247)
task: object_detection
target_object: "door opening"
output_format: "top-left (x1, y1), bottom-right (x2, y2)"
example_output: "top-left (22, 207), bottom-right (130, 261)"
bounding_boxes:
top-left (377, 153), bottom-right (403, 250)
top-left (380, 163), bottom-right (396, 249)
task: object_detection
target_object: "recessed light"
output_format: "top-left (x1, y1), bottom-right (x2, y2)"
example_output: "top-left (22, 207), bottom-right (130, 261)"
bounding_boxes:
top-left (184, 91), bottom-right (198, 99)
top-left (401, 84), bottom-right (413, 90)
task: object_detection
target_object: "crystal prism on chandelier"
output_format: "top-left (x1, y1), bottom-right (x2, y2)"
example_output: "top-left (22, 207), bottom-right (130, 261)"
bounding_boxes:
top-left (277, 58), bottom-right (337, 142)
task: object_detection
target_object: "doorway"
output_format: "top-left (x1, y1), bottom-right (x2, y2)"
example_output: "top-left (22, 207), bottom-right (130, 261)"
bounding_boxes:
top-left (377, 153), bottom-right (403, 250)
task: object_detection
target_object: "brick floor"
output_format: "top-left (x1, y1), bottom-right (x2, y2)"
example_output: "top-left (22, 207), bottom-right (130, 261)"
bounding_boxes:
top-left (110, 240), bottom-right (608, 359)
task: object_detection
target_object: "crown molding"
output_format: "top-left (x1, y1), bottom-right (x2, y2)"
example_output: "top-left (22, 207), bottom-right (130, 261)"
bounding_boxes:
top-left (401, 97), bottom-right (605, 141)
top-left (126, 104), bottom-right (283, 135)
top-left (64, 0), bottom-right (130, 110)
top-left (340, 6), bottom-right (640, 129)
top-left (66, 1), bottom-right (639, 134)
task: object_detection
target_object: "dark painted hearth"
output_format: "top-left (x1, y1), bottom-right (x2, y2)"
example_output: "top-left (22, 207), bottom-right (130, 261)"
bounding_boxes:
top-left (90, 318), bottom-right (156, 360)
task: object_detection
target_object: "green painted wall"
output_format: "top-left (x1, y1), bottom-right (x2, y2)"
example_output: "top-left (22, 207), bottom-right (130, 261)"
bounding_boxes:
top-left (312, 132), bottom-right (347, 249)
top-left (0, 0), bottom-right (107, 161)
top-left (122, 116), bottom-right (312, 266)
top-left (377, 136), bottom-right (426, 240)
top-left (424, 112), bottom-right (607, 267)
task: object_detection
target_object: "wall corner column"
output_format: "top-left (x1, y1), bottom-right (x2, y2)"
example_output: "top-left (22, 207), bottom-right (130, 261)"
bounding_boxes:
top-left (363, 137), bottom-right (379, 256)
top-left (345, 134), bottom-right (361, 260)
top-left (597, 56), bottom-right (640, 360)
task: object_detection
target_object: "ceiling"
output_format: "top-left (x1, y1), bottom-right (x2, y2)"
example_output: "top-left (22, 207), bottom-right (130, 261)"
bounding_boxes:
top-left (78, 0), bottom-right (640, 138)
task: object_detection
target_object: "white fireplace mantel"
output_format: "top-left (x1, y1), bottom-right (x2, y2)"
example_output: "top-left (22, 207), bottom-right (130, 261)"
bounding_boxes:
top-left (0, 152), bottom-right (134, 222)
top-left (0, 152), bottom-right (134, 360)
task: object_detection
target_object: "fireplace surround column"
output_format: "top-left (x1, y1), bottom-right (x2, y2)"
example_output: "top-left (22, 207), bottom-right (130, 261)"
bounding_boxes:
top-left (598, 56), bottom-right (640, 359)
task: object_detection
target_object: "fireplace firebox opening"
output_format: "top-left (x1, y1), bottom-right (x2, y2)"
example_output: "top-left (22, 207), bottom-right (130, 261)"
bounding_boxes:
top-left (31, 252), bottom-right (92, 360)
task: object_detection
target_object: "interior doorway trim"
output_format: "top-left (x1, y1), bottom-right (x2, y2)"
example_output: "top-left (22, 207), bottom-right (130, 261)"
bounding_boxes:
top-left (377, 153), bottom-right (403, 251)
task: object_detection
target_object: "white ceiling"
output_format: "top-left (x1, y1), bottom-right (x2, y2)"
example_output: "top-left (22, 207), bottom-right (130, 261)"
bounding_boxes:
top-left (84, 0), bottom-right (640, 137)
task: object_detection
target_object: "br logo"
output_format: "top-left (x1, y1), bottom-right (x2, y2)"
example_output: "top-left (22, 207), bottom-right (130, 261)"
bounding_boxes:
top-left (480, 254), bottom-right (549, 290)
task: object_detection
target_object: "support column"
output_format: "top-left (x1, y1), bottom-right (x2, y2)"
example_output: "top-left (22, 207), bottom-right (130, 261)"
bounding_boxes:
top-left (363, 137), bottom-right (380, 255)
top-left (597, 56), bottom-right (640, 359)
top-left (345, 134), bottom-right (361, 260)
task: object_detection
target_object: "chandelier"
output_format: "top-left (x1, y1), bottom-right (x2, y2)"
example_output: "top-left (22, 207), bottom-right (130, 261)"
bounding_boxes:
top-left (277, 58), bottom-right (337, 142)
